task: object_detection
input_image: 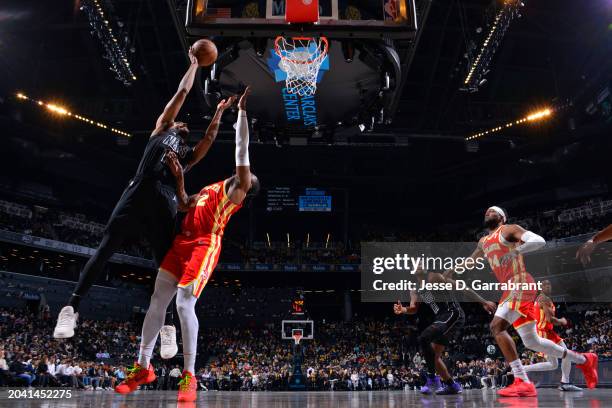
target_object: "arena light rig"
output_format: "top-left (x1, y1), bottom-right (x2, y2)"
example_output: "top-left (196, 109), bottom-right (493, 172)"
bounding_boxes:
top-left (15, 92), bottom-right (131, 137)
top-left (466, 108), bottom-right (552, 141)
top-left (80, 0), bottom-right (137, 86)
top-left (463, 0), bottom-right (524, 92)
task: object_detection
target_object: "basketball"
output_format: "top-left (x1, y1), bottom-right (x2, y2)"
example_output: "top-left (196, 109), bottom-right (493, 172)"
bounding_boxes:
top-left (191, 39), bottom-right (218, 67)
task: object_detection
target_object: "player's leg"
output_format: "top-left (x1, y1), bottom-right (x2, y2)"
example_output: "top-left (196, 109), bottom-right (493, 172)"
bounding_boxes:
top-left (174, 242), bottom-right (218, 402)
top-left (432, 343), bottom-right (451, 381)
top-left (431, 316), bottom-right (464, 395)
top-left (115, 270), bottom-right (177, 394)
top-left (524, 353), bottom-right (558, 372)
top-left (490, 302), bottom-right (536, 397)
top-left (417, 325), bottom-right (442, 394)
top-left (54, 221), bottom-right (129, 338)
top-left (175, 286), bottom-right (199, 402)
top-left (149, 208), bottom-right (180, 359)
top-left (524, 329), bottom-right (559, 372)
top-left (516, 322), bottom-right (598, 388)
top-left (558, 341), bottom-right (582, 391)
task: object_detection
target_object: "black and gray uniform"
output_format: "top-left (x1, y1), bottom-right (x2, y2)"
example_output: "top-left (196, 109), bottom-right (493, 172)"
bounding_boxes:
top-left (416, 275), bottom-right (465, 346)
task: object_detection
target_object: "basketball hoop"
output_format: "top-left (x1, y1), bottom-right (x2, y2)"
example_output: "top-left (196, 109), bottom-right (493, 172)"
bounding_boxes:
top-left (291, 329), bottom-right (303, 345)
top-left (275, 36), bottom-right (329, 97)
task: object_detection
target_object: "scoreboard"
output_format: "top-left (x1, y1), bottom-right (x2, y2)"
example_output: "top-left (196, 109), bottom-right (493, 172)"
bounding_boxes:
top-left (266, 187), bottom-right (332, 212)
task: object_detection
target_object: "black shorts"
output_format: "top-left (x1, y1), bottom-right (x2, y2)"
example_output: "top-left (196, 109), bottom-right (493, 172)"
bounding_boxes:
top-left (105, 179), bottom-right (178, 266)
top-left (424, 309), bottom-right (465, 347)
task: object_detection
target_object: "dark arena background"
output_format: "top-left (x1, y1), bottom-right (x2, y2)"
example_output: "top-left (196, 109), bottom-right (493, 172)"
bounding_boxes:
top-left (0, 0), bottom-right (611, 407)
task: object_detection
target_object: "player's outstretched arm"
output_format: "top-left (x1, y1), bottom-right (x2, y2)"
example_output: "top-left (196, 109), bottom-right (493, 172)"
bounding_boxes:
top-left (184, 95), bottom-right (237, 173)
top-left (499, 224), bottom-right (545, 266)
top-left (165, 152), bottom-right (197, 212)
top-left (393, 290), bottom-right (419, 315)
top-left (576, 224), bottom-right (612, 265)
top-left (153, 48), bottom-right (199, 135)
top-left (229, 86), bottom-right (253, 205)
top-left (434, 272), bottom-right (496, 314)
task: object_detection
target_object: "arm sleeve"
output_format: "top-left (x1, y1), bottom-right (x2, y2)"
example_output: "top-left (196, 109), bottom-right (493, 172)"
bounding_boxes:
top-left (515, 230), bottom-right (546, 254)
top-left (235, 110), bottom-right (250, 166)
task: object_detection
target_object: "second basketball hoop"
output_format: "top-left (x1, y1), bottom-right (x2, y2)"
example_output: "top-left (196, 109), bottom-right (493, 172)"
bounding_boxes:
top-left (275, 36), bottom-right (329, 96)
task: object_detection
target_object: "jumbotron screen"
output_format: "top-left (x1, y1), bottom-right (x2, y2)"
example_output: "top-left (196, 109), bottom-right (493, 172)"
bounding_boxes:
top-left (266, 187), bottom-right (332, 212)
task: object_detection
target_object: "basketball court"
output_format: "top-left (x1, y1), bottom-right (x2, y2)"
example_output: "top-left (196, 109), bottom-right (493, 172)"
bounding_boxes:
top-left (3, 389), bottom-right (610, 408)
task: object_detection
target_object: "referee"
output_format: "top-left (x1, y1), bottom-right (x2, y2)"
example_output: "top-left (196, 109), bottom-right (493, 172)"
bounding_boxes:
top-left (54, 48), bottom-right (236, 339)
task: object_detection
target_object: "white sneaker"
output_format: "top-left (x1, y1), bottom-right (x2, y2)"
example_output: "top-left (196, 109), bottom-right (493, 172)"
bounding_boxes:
top-left (160, 325), bottom-right (178, 359)
top-left (53, 306), bottom-right (78, 339)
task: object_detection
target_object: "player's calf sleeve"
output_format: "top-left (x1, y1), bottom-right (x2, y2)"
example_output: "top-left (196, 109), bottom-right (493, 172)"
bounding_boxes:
top-left (517, 324), bottom-right (585, 364)
top-left (176, 286), bottom-right (199, 374)
top-left (524, 354), bottom-right (558, 372)
top-left (559, 341), bottom-right (572, 383)
top-left (138, 273), bottom-right (178, 368)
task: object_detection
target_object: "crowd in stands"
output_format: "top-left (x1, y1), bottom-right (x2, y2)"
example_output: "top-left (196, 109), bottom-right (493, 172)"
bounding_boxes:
top-left (0, 301), bottom-right (609, 391)
top-left (2, 197), bottom-right (610, 267)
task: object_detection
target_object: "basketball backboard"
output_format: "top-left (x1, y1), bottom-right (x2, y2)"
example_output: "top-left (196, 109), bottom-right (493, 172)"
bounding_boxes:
top-left (186, 0), bottom-right (417, 39)
top-left (281, 319), bottom-right (314, 341)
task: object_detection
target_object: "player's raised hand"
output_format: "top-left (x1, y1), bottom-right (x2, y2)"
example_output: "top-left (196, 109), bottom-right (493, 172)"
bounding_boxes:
top-left (188, 46), bottom-right (198, 65)
top-left (217, 95), bottom-right (237, 112)
top-left (393, 300), bottom-right (405, 315)
top-left (238, 86), bottom-right (251, 111)
top-left (165, 151), bottom-right (183, 179)
top-left (558, 317), bottom-right (568, 326)
top-left (576, 240), bottom-right (595, 266)
top-left (482, 300), bottom-right (497, 315)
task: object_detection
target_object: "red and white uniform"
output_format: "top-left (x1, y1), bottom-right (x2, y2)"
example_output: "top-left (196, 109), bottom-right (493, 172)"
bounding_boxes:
top-left (535, 297), bottom-right (563, 344)
top-left (481, 225), bottom-right (538, 328)
top-left (160, 180), bottom-right (241, 297)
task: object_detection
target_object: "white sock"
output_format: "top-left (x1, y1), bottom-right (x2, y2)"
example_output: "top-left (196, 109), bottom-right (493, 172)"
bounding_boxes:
top-left (509, 359), bottom-right (530, 383)
top-left (176, 286), bottom-right (199, 374)
top-left (559, 341), bottom-right (572, 383)
top-left (138, 272), bottom-right (177, 368)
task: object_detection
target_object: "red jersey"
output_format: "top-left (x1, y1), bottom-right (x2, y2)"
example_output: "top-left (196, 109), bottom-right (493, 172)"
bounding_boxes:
top-left (178, 180), bottom-right (242, 242)
top-left (162, 179), bottom-right (242, 298)
top-left (481, 225), bottom-right (536, 304)
top-left (535, 296), bottom-right (554, 332)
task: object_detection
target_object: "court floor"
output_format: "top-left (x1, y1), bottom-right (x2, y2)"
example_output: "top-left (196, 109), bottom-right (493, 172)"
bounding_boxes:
top-left (1, 389), bottom-right (610, 408)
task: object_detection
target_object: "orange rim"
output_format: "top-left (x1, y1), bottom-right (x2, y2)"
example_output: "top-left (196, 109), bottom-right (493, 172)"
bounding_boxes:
top-left (274, 36), bottom-right (329, 65)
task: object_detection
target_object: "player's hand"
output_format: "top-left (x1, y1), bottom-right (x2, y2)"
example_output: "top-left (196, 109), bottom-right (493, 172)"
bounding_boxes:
top-left (188, 46), bottom-right (198, 65)
top-left (558, 317), bottom-right (568, 326)
top-left (500, 250), bottom-right (519, 266)
top-left (393, 300), bottom-right (405, 315)
top-left (238, 86), bottom-right (251, 111)
top-left (217, 95), bottom-right (237, 112)
top-left (482, 300), bottom-right (497, 315)
top-left (165, 151), bottom-right (183, 179)
top-left (576, 240), bottom-right (596, 266)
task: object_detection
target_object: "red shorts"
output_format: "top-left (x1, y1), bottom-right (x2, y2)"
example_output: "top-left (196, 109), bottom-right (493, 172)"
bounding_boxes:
top-left (160, 233), bottom-right (223, 298)
top-left (538, 328), bottom-right (563, 344)
top-left (510, 300), bottom-right (538, 329)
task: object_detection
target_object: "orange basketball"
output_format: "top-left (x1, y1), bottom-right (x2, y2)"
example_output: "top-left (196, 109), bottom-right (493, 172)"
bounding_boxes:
top-left (191, 39), bottom-right (218, 67)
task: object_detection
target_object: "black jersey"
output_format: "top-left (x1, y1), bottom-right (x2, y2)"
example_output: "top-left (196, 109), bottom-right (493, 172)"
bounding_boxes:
top-left (417, 275), bottom-right (463, 316)
top-left (133, 129), bottom-right (194, 191)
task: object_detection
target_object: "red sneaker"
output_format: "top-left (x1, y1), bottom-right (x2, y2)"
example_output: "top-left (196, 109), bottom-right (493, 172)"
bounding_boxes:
top-left (115, 363), bottom-right (156, 394)
top-left (497, 378), bottom-right (537, 397)
top-left (177, 370), bottom-right (197, 402)
top-left (576, 352), bottom-right (598, 389)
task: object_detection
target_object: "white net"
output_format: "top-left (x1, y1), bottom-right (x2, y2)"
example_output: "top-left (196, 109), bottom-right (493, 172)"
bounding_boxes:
top-left (275, 36), bottom-right (329, 97)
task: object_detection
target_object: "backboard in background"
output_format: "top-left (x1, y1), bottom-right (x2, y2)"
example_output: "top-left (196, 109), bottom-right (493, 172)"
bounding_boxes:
top-left (186, 0), bottom-right (417, 39)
